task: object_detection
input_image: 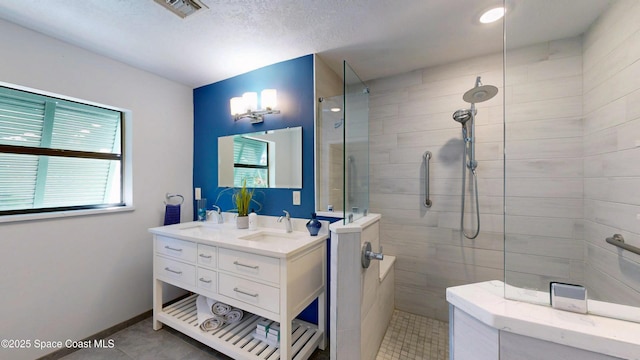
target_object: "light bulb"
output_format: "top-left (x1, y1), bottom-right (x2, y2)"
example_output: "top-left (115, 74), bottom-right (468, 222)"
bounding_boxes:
top-left (242, 92), bottom-right (258, 112)
top-left (230, 97), bottom-right (243, 115)
top-left (261, 89), bottom-right (277, 110)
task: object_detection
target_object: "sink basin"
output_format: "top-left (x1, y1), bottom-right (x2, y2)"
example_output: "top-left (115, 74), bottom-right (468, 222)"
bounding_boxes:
top-left (237, 231), bottom-right (300, 243)
top-left (177, 223), bottom-right (221, 237)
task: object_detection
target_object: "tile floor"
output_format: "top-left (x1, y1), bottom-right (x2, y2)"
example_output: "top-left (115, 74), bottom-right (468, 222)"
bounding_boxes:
top-left (58, 310), bottom-right (447, 360)
top-left (376, 310), bottom-right (449, 360)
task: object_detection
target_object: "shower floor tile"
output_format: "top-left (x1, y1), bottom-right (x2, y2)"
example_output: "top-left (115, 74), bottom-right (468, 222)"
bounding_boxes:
top-left (376, 310), bottom-right (449, 360)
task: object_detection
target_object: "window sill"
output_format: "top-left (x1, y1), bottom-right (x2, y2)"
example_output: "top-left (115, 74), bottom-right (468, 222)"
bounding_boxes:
top-left (0, 205), bottom-right (135, 224)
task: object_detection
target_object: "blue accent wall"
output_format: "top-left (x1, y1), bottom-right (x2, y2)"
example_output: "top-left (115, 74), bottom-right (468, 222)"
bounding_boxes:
top-left (193, 55), bottom-right (315, 218)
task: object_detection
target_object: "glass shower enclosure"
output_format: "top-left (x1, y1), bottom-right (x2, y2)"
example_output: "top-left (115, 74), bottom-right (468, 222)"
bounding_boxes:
top-left (317, 61), bottom-right (369, 224)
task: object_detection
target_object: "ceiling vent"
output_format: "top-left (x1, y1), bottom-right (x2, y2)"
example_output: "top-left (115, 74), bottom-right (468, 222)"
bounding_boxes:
top-left (153, 0), bottom-right (208, 18)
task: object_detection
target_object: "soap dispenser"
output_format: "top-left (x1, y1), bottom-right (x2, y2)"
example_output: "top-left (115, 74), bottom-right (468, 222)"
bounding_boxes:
top-left (248, 209), bottom-right (258, 230)
top-left (306, 212), bottom-right (322, 236)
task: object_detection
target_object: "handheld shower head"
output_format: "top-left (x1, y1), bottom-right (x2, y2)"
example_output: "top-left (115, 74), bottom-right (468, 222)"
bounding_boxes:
top-left (452, 109), bottom-right (474, 125)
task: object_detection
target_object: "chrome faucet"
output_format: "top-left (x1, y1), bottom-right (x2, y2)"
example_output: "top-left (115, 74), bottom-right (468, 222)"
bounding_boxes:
top-left (207, 205), bottom-right (224, 224)
top-left (277, 210), bottom-right (292, 233)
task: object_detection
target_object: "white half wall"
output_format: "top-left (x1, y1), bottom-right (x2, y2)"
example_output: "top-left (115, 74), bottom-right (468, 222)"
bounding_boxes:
top-left (0, 19), bottom-right (194, 359)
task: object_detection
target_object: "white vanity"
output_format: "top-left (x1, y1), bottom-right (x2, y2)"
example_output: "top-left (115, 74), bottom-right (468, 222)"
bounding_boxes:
top-left (149, 216), bottom-right (328, 360)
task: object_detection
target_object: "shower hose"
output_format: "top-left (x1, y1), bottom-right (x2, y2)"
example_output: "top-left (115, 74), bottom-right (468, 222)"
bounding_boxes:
top-left (461, 135), bottom-right (480, 239)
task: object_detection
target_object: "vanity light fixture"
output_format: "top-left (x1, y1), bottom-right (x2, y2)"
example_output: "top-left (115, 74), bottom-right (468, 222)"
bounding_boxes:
top-left (479, 6), bottom-right (505, 24)
top-left (230, 89), bottom-right (280, 124)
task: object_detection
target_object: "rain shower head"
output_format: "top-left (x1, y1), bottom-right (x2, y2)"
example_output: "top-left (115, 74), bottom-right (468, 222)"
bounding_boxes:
top-left (462, 76), bottom-right (498, 104)
top-left (463, 85), bottom-right (498, 103)
top-left (452, 109), bottom-right (474, 124)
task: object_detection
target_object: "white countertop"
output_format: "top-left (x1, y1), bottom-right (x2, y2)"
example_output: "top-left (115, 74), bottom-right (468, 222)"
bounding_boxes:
top-left (149, 213), bottom-right (329, 258)
top-left (446, 280), bottom-right (640, 360)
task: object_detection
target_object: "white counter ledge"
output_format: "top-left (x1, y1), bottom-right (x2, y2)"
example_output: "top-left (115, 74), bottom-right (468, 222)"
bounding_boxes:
top-left (149, 214), bottom-right (329, 258)
top-left (446, 280), bottom-right (640, 360)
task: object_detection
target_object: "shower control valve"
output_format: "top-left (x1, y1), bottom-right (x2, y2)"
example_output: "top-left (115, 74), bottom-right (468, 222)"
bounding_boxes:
top-left (362, 241), bottom-right (384, 268)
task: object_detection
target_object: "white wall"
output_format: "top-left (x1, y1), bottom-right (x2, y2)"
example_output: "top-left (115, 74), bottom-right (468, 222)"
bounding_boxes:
top-left (0, 19), bottom-right (194, 359)
top-left (582, 0), bottom-right (640, 306)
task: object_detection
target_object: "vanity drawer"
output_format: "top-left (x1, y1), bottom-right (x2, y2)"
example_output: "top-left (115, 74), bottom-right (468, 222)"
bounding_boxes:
top-left (218, 273), bottom-right (279, 314)
top-left (156, 256), bottom-right (196, 287)
top-left (156, 236), bottom-right (197, 262)
top-left (218, 248), bottom-right (280, 284)
top-left (197, 267), bottom-right (217, 293)
top-left (197, 244), bottom-right (217, 268)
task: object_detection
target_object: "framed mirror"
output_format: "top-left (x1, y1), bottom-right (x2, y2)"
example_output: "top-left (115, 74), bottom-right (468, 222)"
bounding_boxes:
top-left (218, 126), bottom-right (302, 188)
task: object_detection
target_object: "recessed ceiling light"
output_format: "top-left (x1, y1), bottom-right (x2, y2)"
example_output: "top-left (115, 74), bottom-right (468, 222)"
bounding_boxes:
top-left (330, 107), bottom-right (341, 112)
top-left (479, 7), bottom-right (505, 24)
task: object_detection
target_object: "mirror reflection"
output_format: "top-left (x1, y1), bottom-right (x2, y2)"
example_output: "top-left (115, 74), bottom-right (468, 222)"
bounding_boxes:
top-left (218, 127), bottom-right (302, 188)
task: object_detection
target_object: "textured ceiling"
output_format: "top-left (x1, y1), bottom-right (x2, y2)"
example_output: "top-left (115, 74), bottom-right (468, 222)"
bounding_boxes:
top-left (0, 0), bottom-right (613, 88)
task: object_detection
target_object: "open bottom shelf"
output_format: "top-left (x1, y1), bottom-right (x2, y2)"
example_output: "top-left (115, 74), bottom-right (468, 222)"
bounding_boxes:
top-left (157, 294), bottom-right (323, 360)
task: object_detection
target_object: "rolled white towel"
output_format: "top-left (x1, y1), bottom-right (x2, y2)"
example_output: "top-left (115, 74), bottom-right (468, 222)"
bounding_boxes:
top-left (224, 308), bottom-right (244, 324)
top-left (200, 316), bottom-right (225, 331)
top-left (196, 295), bottom-right (225, 331)
top-left (211, 301), bottom-right (232, 316)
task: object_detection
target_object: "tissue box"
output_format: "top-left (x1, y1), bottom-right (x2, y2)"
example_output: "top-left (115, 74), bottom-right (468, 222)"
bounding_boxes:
top-left (267, 332), bottom-right (279, 343)
top-left (267, 324), bottom-right (280, 342)
top-left (268, 324), bottom-right (280, 335)
top-left (256, 319), bottom-right (271, 332)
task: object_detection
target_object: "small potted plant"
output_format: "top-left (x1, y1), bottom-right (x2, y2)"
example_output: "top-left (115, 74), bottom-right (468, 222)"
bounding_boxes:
top-left (233, 179), bottom-right (254, 229)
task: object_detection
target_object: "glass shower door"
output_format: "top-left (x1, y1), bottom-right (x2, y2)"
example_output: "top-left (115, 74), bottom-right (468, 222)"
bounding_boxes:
top-left (343, 61), bottom-right (369, 224)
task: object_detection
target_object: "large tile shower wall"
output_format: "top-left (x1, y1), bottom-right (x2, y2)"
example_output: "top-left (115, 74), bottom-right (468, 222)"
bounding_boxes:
top-left (504, 37), bottom-right (585, 290)
top-left (368, 54), bottom-right (505, 321)
top-left (582, 0), bottom-right (640, 305)
top-left (368, 36), bottom-right (598, 320)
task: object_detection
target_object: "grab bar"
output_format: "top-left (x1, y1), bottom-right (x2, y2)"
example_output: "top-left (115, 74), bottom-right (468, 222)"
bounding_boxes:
top-left (348, 155), bottom-right (355, 202)
top-left (423, 151), bottom-right (432, 208)
top-left (606, 234), bottom-right (640, 256)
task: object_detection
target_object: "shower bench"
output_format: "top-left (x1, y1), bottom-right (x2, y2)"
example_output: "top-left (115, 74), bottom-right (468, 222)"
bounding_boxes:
top-left (149, 220), bottom-right (328, 360)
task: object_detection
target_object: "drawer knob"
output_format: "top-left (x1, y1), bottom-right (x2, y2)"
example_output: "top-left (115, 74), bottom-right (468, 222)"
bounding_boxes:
top-left (233, 260), bottom-right (259, 270)
top-left (233, 287), bottom-right (259, 297)
top-left (199, 254), bottom-right (212, 259)
top-left (164, 245), bottom-right (183, 252)
top-left (164, 267), bottom-right (182, 275)
top-left (199, 277), bottom-right (212, 283)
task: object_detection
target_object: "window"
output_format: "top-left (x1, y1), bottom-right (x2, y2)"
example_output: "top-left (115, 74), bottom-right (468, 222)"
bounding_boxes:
top-left (0, 85), bottom-right (124, 215)
top-left (233, 136), bottom-right (268, 188)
